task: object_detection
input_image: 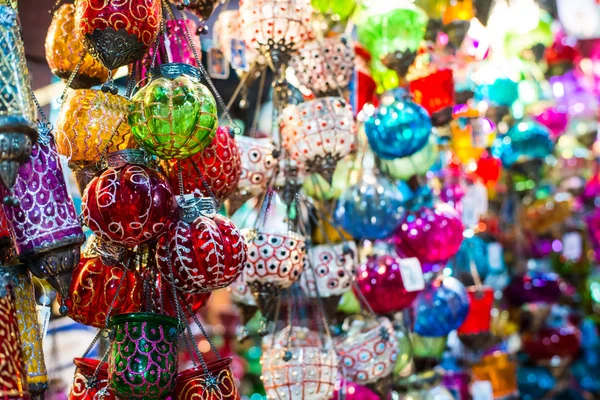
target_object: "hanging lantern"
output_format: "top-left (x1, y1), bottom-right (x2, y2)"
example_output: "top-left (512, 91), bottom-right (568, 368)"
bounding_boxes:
top-left (522, 324), bottom-right (582, 364)
top-left (355, 255), bottom-right (422, 315)
top-left (214, 9), bottom-right (260, 70)
top-left (281, 97), bottom-right (356, 180)
top-left (409, 68), bottom-right (455, 119)
top-left (55, 89), bottom-right (135, 193)
top-left (410, 333), bottom-right (447, 360)
top-left (67, 257), bottom-right (143, 329)
top-left (156, 198), bottom-right (247, 294)
top-left (380, 134), bottom-right (439, 180)
top-left (262, 327), bottom-right (338, 400)
top-left (70, 358), bottom-right (115, 400)
top-left (164, 126), bottom-right (242, 202)
top-left (290, 37), bottom-right (355, 96)
top-left (81, 150), bottom-right (177, 248)
top-left (311, 0), bottom-right (356, 21)
top-left (364, 90), bottom-right (432, 160)
top-left (175, 357), bottom-right (240, 400)
top-left (1, 134), bottom-right (86, 314)
top-left (450, 116), bottom-right (496, 164)
top-left (457, 286), bottom-right (495, 347)
top-left (492, 121), bottom-right (554, 168)
top-left (129, 64), bottom-right (218, 160)
top-left (236, 136), bottom-right (279, 196)
top-left (0, 5), bottom-right (37, 190)
top-left (471, 352), bottom-right (518, 399)
top-left (168, 0), bottom-right (219, 20)
top-left (336, 318), bottom-right (399, 384)
top-left (394, 202), bottom-right (464, 267)
top-left (413, 275), bottom-right (470, 337)
top-left (3, 264), bottom-right (48, 395)
top-left (474, 151), bottom-right (502, 186)
top-left (332, 380), bottom-right (380, 400)
top-left (0, 273), bottom-right (30, 399)
top-left (532, 106), bottom-right (569, 139)
top-left (239, 0), bottom-right (313, 69)
top-left (45, 4), bottom-right (109, 88)
top-left (108, 312), bottom-right (179, 399)
top-left (0, 207), bottom-right (13, 264)
top-left (75, 0), bottom-right (162, 70)
top-left (131, 19), bottom-right (202, 85)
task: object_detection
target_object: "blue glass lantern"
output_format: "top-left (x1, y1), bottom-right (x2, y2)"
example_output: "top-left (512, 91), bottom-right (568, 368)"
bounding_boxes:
top-left (517, 367), bottom-right (556, 400)
top-left (413, 275), bottom-right (470, 337)
top-left (334, 174), bottom-right (406, 240)
top-left (475, 77), bottom-right (520, 107)
top-left (449, 235), bottom-right (505, 281)
top-left (364, 90), bottom-right (432, 160)
top-left (492, 121), bottom-right (554, 167)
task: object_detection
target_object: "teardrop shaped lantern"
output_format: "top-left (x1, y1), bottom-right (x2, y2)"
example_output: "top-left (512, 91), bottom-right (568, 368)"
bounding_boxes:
top-left (129, 64), bottom-right (218, 160)
top-left (45, 4), bottom-right (109, 88)
top-left (281, 97), bottom-right (356, 180)
top-left (75, 0), bottom-right (162, 69)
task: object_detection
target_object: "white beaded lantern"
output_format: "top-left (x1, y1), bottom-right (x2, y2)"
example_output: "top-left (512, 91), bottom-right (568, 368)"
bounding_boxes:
top-left (335, 318), bottom-right (399, 384)
top-left (280, 97), bottom-right (356, 177)
top-left (214, 9), bottom-right (260, 67)
top-left (239, 0), bottom-right (313, 67)
top-left (236, 136), bottom-right (279, 196)
top-left (300, 241), bottom-right (358, 298)
top-left (290, 37), bottom-right (355, 95)
top-left (262, 327), bottom-right (338, 400)
top-left (229, 273), bottom-right (257, 306)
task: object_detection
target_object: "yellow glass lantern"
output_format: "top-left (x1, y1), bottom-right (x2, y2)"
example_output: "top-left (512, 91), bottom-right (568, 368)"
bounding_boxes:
top-left (442, 0), bottom-right (474, 24)
top-left (415, 0), bottom-right (447, 19)
top-left (4, 264), bottom-right (48, 395)
top-left (450, 117), bottom-right (496, 164)
top-left (519, 194), bottom-right (572, 234)
top-left (45, 4), bottom-right (109, 88)
top-left (472, 351), bottom-right (518, 399)
top-left (55, 90), bottom-right (135, 191)
top-left (312, 209), bottom-right (353, 245)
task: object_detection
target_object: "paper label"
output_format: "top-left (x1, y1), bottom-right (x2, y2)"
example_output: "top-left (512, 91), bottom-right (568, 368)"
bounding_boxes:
top-left (36, 305), bottom-right (51, 340)
top-left (230, 39), bottom-right (249, 71)
top-left (562, 232), bottom-right (582, 261)
top-left (462, 183), bottom-right (488, 227)
top-left (487, 242), bottom-right (503, 271)
top-left (471, 381), bottom-right (494, 400)
top-left (399, 258), bottom-right (425, 292)
top-left (208, 47), bottom-right (230, 79)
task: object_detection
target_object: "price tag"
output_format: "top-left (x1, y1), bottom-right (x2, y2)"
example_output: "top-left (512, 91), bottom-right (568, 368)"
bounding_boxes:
top-left (230, 39), bottom-right (249, 71)
top-left (562, 232), bottom-right (582, 261)
top-left (471, 381), bottom-right (494, 400)
top-left (487, 242), bottom-right (503, 272)
top-left (36, 305), bottom-right (51, 340)
top-left (208, 47), bottom-right (230, 79)
top-left (462, 183), bottom-right (488, 227)
top-left (399, 258), bottom-right (425, 292)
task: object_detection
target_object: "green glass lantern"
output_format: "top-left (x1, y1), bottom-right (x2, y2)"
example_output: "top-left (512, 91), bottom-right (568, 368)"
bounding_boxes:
top-left (380, 134), bottom-right (439, 180)
top-left (129, 64), bottom-right (218, 160)
top-left (410, 333), bottom-right (447, 359)
top-left (108, 312), bottom-right (180, 399)
top-left (312, 0), bottom-right (356, 21)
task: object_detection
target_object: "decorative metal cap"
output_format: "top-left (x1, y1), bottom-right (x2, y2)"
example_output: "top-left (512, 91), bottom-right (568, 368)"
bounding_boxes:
top-left (179, 195), bottom-right (217, 223)
top-left (155, 63), bottom-right (202, 81)
top-left (103, 149), bottom-right (150, 169)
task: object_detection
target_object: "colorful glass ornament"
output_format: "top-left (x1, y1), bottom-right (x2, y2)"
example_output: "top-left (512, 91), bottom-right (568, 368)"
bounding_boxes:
top-left (311, 0), bottom-right (356, 21)
top-left (239, 0), bottom-right (313, 69)
top-left (0, 5), bottom-right (37, 190)
top-left (1, 134), bottom-right (86, 311)
top-left (442, 0), bottom-right (473, 23)
top-left (45, 4), bottom-right (109, 88)
top-left (474, 151), bottom-right (502, 186)
top-left (3, 264), bottom-right (48, 395)
top-left (549, 71), bottom-right (598, 120)
top-left (492, 121), bottom-right (554, 168)
top-left (175, 357), bottom-right (240, 400)
top-left (156, 199), bottom-right (247, 294)
top-left (236, 136), bottom-right (279, 196)
top-left (532, 106), bottom-right (569, 139)
top-left (394, 202), bottom-right (464, 266)
top-left (262, 328), bottom-right (338, 400)
top-left (164, 126), bottom-right (241, 202)
top-left (380, 134), bottom-right (439, 180)
top-left (364, 92), bottom-right (432, 160)
top-left (413, 275), bottom-right (470, 337)
top-left (355, 255), bottom-right (422, 315)
top-left (108, 312), bottom-right (179, 399)
top-left (471, 352), bottom-right (518, 399)
top-left (522, 325), bottom-right (582, 362)
top-left (70, 358), bottom-right (115, 400)
top-left (129, 65), bottom-right (218, 160)
top-left (281, 97), bottom-right (356, 178)
top-left (336, 318), bottom-right (399, 384)
top-left (81, 150), bottom-right (176, 248)
top-left (67, 257), bottom-right (142, 329)
top-left (457, 286), bottom-right (494, 335)
top-left (504, 271), bottom-right (563, 308)
top-left (332, 380), bottom-right (380, 400)
top-left (409, 68), bottom-right (455, 117)
top-left (75, 0), bottom-right (162, 69)
top-left (450, 116), bottom-right (496, 164)
top-left (168, 0), bottom-right (219, 20)
top-left (410, 333), bottom-right (447, 360)
top-left (334, 173), bottom-right (406, 240)
top-left (290, 37), bottom-right (355, 96)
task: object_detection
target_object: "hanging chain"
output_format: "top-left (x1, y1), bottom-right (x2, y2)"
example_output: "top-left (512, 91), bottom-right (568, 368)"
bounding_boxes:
top-left (58, 55), bottom-right (85, 104)
top-left (180, 295), bottom-right (222, 360)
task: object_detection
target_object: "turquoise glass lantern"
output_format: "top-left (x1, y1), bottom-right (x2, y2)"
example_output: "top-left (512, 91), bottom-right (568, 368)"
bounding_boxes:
top-left (492, 121), bottom-right (554, 167)
top-left (364, 90), bottom-right (432, 160)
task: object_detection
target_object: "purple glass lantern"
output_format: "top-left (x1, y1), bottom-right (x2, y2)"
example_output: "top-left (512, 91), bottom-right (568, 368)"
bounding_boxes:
top-left (1, 134), bottom-right (85, 314)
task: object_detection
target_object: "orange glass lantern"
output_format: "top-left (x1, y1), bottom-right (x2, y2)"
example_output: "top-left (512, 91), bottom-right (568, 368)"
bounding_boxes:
top-left (442, 0), bottom-right (474, 24)
top-left (55, 89), bottom-right (135, 191)
top-left (450, 116), bottom-right (496, 164)
top-left (45, 4), bottom-right (109, 88)
top-left (471, 351), bottom-right (518, 399)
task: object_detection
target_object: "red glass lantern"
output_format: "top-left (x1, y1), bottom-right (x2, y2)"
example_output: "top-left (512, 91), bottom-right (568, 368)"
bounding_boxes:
top-left (457, 286), bottom-right (494, 335)
top-left (522, 325), bottom-right (582, 362)
top-left (81, 150), bottom-right (176, 248)
top-left (0, 207), bottom-right (12, 264)
top-left (409, 68), bottom-right (455, 116)
top-left (69, 358), bottom-right (114, 400)
top-left (66, 257), bottom-right (142, 329)
top-left (157, 199), bottom-right (247, 294)
top-left (165, 127), bottom-right (241, 202)
top-left (175, 357), bottom-right (240, 400)
top-left (475, 151), bottom-right (502, 186)
top-left (75, 0), bottom-right (162, 70)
